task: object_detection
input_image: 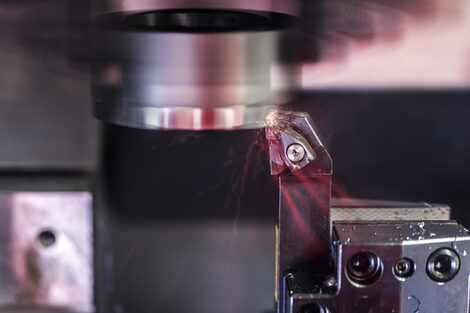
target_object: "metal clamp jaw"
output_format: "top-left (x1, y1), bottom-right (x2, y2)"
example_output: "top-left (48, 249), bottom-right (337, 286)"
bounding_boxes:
top-left (265, 110), bottom-right (332, 176)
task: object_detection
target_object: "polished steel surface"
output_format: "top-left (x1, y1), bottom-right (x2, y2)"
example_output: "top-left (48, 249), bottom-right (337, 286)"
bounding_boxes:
top-left (93, 0), bottom-right (297, 16)
top-left (0, 192), bottom-right (93, 312)
top-left (92, 10), bottom-right (293, 130)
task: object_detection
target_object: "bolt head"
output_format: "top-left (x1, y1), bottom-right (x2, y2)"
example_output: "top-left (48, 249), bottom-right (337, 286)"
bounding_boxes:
top-left (427, 248), bottom-right (460, 282)
top-left (324, 275), bottom-right (337, 288)
top-left (394, 258), bottom-right (414, 279)
top-left (286, 143), bottom-right (306, 163)
top-left (346, 252), bottom-right (383, 286)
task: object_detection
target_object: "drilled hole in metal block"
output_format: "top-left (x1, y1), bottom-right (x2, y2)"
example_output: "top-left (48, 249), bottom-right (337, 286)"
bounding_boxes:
top-left (37, 229), bottom-right (56, 248)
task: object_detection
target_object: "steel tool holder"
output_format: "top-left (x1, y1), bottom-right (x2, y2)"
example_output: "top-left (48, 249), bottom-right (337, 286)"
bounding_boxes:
top-left (266, 111), bottom-right (470, 313)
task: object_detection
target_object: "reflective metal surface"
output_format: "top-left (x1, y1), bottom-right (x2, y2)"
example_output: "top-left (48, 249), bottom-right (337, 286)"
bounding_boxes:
top-left (92, 9), bottom-right (294, 130)
top-left (94, 0), bottom-right (298, 16)
top-left (265, 110), bottom-right (329, 174)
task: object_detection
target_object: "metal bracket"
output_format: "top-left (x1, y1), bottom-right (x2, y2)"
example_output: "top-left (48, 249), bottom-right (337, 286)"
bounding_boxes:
top-left (265, 110), bottom-right (333, 313)
top-left (265, 110), bottom-right (332, 176)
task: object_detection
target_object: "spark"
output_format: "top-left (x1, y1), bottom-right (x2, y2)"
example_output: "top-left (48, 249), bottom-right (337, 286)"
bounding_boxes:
top-left (265, 110), bottom-right (290, 135)
top-left (228, 130), bottom-right (265, 250)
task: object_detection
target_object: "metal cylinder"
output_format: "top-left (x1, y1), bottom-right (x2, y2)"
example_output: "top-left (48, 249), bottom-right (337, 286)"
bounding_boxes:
top-left (92, 9), bottom-right (294, 130)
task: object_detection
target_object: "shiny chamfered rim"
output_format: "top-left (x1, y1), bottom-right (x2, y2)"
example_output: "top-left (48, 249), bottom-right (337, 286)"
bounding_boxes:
top-left (94, 101), bottom-right (272, 130)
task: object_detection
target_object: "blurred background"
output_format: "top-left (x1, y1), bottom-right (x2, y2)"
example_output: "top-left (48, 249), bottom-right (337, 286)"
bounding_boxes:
top-left (0, 0), bottom-right (468, 219)
top-left (0, 0), bottom-right (469, 312)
